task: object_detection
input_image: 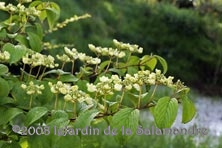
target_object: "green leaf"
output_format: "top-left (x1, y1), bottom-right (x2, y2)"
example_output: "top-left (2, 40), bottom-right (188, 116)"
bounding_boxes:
top-left (11, 81), bottom-right (29, 109)
top-left (140, 55), bottom-right (157, 71)
top-left (0, 64), bottom-right (8, 75)
top-left (15, 34), bottom-right (29, 47)
top-left (47, 110), bottom-right (69, 128)
top-left (74, 109), bottom-right (99, 129)
top-left (46, 2), bottom-right (60, 30)
top-left (26, 23), bottom-right (43, 40)
top-left (27, 32), bottom-right (42, 52)
top-left (109, 68), bottom-right (125, 76)
top-left (42, 69), bottom-right (70, 77)
top-left (127, 66), bottom-right (138, 75)
top-left (34, 23), bottom-right (44, 39)
top-left (154, 97), bottom-right (178, 128)
top-left (59, 74), bottom-right (78, 83)
top-left (154, 55), bottom-right (168, 74)
top-left (0, 77), bottom-right (10, 98)
top-left (0, 97), bottom-right (15, 105)
top-left (99, 60), bottom-right (110, 73)
top-left (25, 107), bottom-right (48, 126)
top-left (37, 81), bottom-right (54, 105)
top-left (105, 100), bottom-right (119, 114)
top-left (182, 96), bottom-right (196, 123)
top-left (0, 108), bottom-right (23, 125)
top-left (51, 110), bottom-right (69, 119)
top-left (30, 1), bottom-right (47, 22)
top-left (111, 108), bottom-right (139, 145)
top-left (127, 56), bottom-right (139, 66)
top-left (7, 33), bottom-right (18, 38)
top-left (0, 28), bottom-right (7, 39)
top-left (29, 1), bottom-right (43, 7)
top-left (80, 67), bottom-right (93, 75)
top-left (116, 62), bottom-right (127, 74)
top-left (2, 43), bottom-right (27, 64)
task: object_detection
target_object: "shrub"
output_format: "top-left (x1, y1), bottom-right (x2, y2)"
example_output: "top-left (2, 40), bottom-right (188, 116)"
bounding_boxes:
top-left (0, 1), bottom-right (195, 147)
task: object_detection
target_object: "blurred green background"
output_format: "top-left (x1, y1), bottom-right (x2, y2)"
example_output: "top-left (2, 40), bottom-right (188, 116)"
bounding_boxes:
top-left (43, 0), bottom-right (222, 96)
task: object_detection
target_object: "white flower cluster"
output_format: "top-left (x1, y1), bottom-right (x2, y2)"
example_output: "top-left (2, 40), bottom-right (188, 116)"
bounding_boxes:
top-left (48, 81), bottom-right (71, 94)
top-left (48, 81), bottom-right (93, 105)
top-left (64, 47), bottom-right (78, 60)
top-left (56, 54), bottom-right (71, 63)
top-left (78, 53), bottom-right (101, 65)
top-left (86, 69), bottom-right (181, 95)
top-left (113, 39), bottom-right (143, 53)
top-left (64, 86), bottom-right (93, 105)
top-left (62, 47), bottom-right (101, 65)
top-left (22, 52), bottom-right (59, 68)
top-left (123, 69), bottom-right (175, 91)
top-left (0, 2), bottom-right (6, 10)
top-left (87, 75), bottom-right (123, 96)
top-left (43, 42), bottom-right (74, 50)
top-left (0, 51), bottom-right (10, 62)
top-left (0, 3), bottom-right (40, 16)
top-left (21, 81), bottom-right (44, 95)
top-left (48, 14), bottom-right (91, 32)
top-left (22, 0), bottom-right (32, 3)
top-left (88, 44), bottom-right (126, 58)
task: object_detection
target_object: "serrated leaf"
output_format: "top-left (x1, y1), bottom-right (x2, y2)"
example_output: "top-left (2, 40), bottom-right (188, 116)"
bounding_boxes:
top-left (27, 32), bottom-right (42, 52)
top-left (0, 64), bottom-right (8, 75)
top-left (182, 96), bottom-right (196, 123)
top-left (2, 43), bottom-right (27, 64)
top-left (25, 107), bottom-right (48, 126)
top-left (154, 97), bottom-right (178, 128)
top-left (0, 108), bottom-right (23, 125)
top-left (0, 77), bottom-right (10, 97)
top-left (154, 55), bottom-right (168, 74)
top-left (111, 108), bottom-right (139, 145)
top-left (74, 109), bottom-right (99, 129)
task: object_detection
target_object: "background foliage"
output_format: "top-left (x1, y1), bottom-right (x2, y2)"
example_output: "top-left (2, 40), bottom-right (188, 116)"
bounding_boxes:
top-left (46, 0), bottom-right (222, 95)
